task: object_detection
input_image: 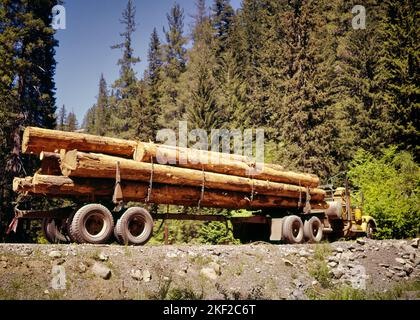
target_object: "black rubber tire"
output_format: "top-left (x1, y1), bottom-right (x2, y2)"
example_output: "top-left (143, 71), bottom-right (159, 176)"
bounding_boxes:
top-left (304, 217), bottom-right (324, 243)
top-left (66, 211), bottom-right (77, 243)
top-left (282, 215), bottom-right (304, 244)
top-left (70, 204), bottom-right (114, 244)
top-left (42, 218), bottom-right (54, 243)
top-left (42, 218), bottom-right (69, 244)
top-left (115, 207), bottom-right (153, 246)
top-left (114, 218), bottom-right (123, 243)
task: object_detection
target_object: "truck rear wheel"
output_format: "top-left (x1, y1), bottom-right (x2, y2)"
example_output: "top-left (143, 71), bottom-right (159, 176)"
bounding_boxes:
top-left (282, 215), bottom-right (304, 244)
top-left (66, 210), bottom-right (78, 243)
top-left (114, 218), bottom-right (123, 243)
top-left (304, 217), bottom-right (323, 243)
top-left (70, 204), bottom-right (114, 244)
top-left (42, 218), bottom-right (69, 244)
top-left (115, 207), bottom-right (153, 246)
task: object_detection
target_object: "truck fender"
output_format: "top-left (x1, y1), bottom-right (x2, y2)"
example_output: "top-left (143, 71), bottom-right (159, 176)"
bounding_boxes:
top-left (361, 216), bottom-right (377, 232)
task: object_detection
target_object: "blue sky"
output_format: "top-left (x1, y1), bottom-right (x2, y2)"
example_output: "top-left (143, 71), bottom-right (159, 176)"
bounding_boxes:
top-left (54, 0), bottom-right (242, 123)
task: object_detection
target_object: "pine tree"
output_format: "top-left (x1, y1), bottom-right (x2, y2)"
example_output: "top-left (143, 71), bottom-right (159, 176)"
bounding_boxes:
top-left (0, 0), bottom-right (58, 240)
top-left (159, 3), bottom-right (188, 130)
top-left (179, 1), bottom-right (220, 131)
top-left (94, 74), bottom-right (109, 136)
top-left (82, 106), bottom-right (96, 134)
top-left (109, 0), bottom-right (142, 139)
top-left (56, 105), bottom-right (67, 131)
top-left (139, 29), bottom-right (164, 141)
top-left (66, 112), bottom-right (78, 132)
top-left (192, 0), bottom-right (208, 42)
top-left (331, 0), bottom-right (392, 169)
top-left (212, 0), bottom-right (235, 56)
top-left (378, 0), bottom-right (419, 158)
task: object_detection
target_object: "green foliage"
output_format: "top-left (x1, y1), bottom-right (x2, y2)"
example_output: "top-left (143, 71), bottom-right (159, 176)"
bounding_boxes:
top-left (307, 280), bottom-right (420, 300)
top-left (377, 0), bottom-right (419, 157)
top-left (158, 3), bottom-right (188, 131)
top-left (308, 244), bottom-right (333, 288)
top-left (198, 221), bottom-right (240, 245)
top-left (348, 147), bottom-right (420, 239)
top-left (0, 0), bottom-right (58, 241)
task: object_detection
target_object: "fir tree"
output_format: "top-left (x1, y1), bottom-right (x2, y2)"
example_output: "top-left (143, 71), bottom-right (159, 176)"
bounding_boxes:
top-left (56, 105), bottom-right (67, 131)
top-left (159, 3), bottom-right (188, 130)
top-left (0, 0), bottom-right (58, 240)
top-left (66, 112), bottom-right (78, 132)
top-left (142, 28), bottom-right (164, 141)
top-left (94, 74), bottom-right (109, 136)
top-left (180, 1), bottom-right (219, 131)
top-left (378, 0), bottom-right (419, 158)
top-left (109, 0), bottom-right (142, 139)
top-left (212, 0), bottom-right (235, 56)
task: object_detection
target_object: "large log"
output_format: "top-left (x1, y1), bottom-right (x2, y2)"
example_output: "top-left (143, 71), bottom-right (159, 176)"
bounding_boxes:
top-left (13, 175), bottom-right (328, 210)
top-left (22, 127), bottom-right (137, 157)
top-left (60, 150), bottom-right (326, 201)
top-left (134, 142), bottom-right (319, 188)
top-left (135, 142), bottom-right (255, 165)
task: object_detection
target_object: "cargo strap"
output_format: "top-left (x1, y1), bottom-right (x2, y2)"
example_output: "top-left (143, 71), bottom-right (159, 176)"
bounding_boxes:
top-left (146, 157), bottom-right (154, 203)
top-left (197, 166), bottom-right (205, 209)
top-left (6, 215), bottom-right (19, 235)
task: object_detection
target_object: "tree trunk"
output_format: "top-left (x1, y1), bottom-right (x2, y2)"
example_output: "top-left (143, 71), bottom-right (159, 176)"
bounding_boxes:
top-left (13, 175), bottom-right (327, 210)
top-left (134, 142), bottom-right (319, 188)
top-left (60, 150), bottom-right (326, 201)
top-left (22, 127), bottom-right (137, 157)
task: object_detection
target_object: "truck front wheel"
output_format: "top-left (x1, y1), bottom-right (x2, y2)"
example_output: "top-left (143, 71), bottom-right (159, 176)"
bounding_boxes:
top-left (304, 217), bottom-right (324, 243)
top-left (282, 215), bottom-right (304, 244)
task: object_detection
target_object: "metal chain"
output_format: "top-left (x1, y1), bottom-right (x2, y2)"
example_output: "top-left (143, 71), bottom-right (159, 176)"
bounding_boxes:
top-left (146, 157), bottom-right (154, 203)
top-left (250, 177), bottom-right (255, 203)
top-left (198, 166), bottom-right (205, 210)
top-left (298, 180), bottom-right (302, 209)
top-left (304, 187), bottom-right (312, 214)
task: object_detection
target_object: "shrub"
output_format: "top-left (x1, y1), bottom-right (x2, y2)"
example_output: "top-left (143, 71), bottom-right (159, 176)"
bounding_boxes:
top-left (348, 147), bottom-right (420, 239)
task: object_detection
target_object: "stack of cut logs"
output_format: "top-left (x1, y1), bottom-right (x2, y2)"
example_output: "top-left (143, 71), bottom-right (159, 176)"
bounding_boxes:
top-left (13, 127), bottom-right (327, 210)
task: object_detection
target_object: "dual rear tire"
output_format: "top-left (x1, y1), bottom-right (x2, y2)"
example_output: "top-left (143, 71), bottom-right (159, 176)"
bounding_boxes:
top-left (63, 204), bottom-right (154, 246)
top-left (69, 204), bottom-right (115, 244)
top-left (114, 207), bottom-right (154, 246)
top-left (282, 215), bottom-right (324, 244)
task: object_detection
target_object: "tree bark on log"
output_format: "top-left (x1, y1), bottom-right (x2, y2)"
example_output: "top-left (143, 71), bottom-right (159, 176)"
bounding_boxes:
top-left (134, 143), bottom-right (319, 188)
top-left (60, 151), bottom-right (326, 201)
top-left (22, 127), bottom-right (137, 157)
top-left (135, 142), bottom-right (255, 165)
top-left (13, 175), bottom-right (327, 210)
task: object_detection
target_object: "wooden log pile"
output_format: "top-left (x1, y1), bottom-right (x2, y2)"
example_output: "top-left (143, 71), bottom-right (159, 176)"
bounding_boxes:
top-left (14, 127), bottom-right (327, 210)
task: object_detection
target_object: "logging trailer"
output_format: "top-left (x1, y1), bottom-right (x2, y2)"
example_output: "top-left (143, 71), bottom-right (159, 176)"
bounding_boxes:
top-left (10, 127), bottom-right (377, 245)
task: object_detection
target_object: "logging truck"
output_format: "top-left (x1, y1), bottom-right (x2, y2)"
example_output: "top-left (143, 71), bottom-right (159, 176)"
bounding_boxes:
top-left (10, 127), bottom-right (377, 245)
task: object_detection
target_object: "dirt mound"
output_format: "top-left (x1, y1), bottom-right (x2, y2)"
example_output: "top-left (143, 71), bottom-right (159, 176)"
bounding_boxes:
top-left (0, 239), bottom-right (419, 300)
